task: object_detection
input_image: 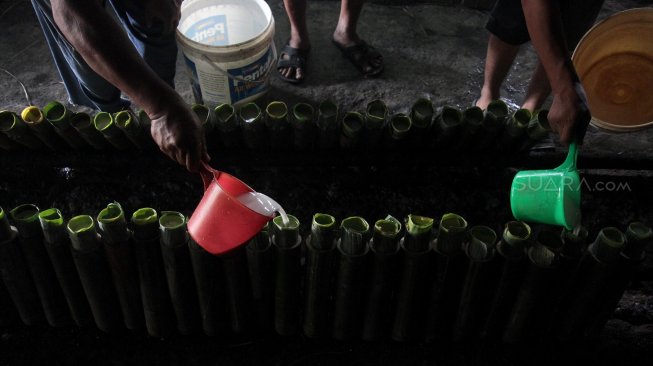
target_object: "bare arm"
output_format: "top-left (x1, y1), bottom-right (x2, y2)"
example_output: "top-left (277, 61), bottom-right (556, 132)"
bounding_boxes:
top-left (522, 0), bottom-right (590, 145)
top-left (51, 0), bottom-right (209, 170)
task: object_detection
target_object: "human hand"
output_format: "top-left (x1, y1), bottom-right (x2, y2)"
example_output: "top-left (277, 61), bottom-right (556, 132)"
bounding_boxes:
top-left (149, 95), bottom-right (210, 172)
top-left (548, 82), bottom-right (591, 145)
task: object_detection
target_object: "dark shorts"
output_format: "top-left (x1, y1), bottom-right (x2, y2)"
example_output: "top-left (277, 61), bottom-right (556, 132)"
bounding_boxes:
top-left (486, 0), bottom-right (605, 49)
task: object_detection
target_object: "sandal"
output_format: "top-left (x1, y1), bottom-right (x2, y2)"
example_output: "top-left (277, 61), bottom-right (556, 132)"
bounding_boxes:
top-left (332, 39), bottom-right (384, 77)
top-left (277, 44), bottom-right (309, 84)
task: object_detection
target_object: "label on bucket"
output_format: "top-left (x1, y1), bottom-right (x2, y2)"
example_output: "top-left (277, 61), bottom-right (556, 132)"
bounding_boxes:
top-left (228, 46), bottom-right (273, 103)
top-left (185, 15), bottom-right (229, 46)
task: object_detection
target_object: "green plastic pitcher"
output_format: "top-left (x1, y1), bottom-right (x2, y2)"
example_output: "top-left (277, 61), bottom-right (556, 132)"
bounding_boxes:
top-left (510, 141), bottom-right (581, 230)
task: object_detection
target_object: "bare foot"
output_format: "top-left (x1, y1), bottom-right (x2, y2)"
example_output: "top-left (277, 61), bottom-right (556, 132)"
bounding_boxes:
top-left (476, 87), bottom-right (499, 110)
top-left (277, 37), bottom-right (310, 82)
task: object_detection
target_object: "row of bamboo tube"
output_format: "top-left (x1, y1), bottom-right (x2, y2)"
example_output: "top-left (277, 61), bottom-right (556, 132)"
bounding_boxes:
top-left (0, 99), bottom-right (550, 152)
top-left (2, 204), bottom-right (648, 343)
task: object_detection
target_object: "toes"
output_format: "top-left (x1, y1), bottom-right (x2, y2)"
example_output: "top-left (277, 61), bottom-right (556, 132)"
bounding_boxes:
top-left (295, 68), bottom-right (304, 80)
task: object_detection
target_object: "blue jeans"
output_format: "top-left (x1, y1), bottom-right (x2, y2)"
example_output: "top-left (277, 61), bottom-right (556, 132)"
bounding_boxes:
top-left (31, 0), bottom-right (178, 112)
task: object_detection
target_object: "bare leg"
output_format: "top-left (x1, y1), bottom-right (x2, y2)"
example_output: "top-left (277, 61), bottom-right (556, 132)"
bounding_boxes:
top-left (521, 60), bottom-right (551, 112)
top-left (333, 0), bottom-right (383, 74)
top-left (279, 0), bottom-right (310, 81)
top-left (477, 34), bottom-right (520, 109)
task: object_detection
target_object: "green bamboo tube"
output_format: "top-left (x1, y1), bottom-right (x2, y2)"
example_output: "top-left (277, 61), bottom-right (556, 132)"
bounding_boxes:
top-left (191, 104), bottom-right (216, 150)
top-left (425, 213), bottom-right (469, 342)
top-left (502, 234), bottom-right (562, 344)
top-left (481, 221), bottom-right (531, 339)
top-left (97, 202), bottom-right (144, 330)
top-left (70, 112), bottom-right (109, 149)
top-left (584, 222), bottom-right (652, 340)
top-left (303, 213), bottom-right (338, 338)
top-left (214, 103), bottom-right (242, 150)
top-left (189, 239), bottom-right (229, 336)
top-left (38, 208), bottom-right (93, 327)
top-left (521, 109), bottom-right (551, 150)
top-left (556, 227), bottom-right (626, 341)
top-left (42, 101), bottom-right (86, 149)
top-left (384, 114), bottom-right (412, 150)
top-left (339, 111), bottom-right (364, 150)
top-left (0, 110), bottom-right (43, 149)
top-left (0, 206), bottom-right (43, 325)
top-left (0, 280), bottom-right (19, 327)
top-left (291, 102), bottom-right (316, 151)
top-left (94, 112), bottom-right (132, 150)
top-left (271, 215), bottom-right (302, 335)
top-left (10, 204), bottom-right (69, 327)
top-left (115, 110), bottom-right (146, 148)
top-left (21, 106), bottom-right (63, 150)
top-left (453, 226), bottom-right (499, 341)
top-left (479, 99), bottom-right (509, 150)
top-left (316, 100), bottom-right (340, 150)
top-left (363, 99), bottom-right (388, 150)
top-left (265, 101), bottom-right (291, 151)
top-left (333, 216), bottom-right (370, 340)
top-left (222, 246), bottom-right (253, 335)
top-left (0, 128), bottom-right (19, 150)
top-left (131, 208), bottom-right (175, 338)
top-left (239, 102), bottom-right (266, 150)
top-left (159, 211), bottom-right (200, 335)
top-left (67, 215), bottom-right (121, 332)
top-left (432, 106), bottom-right (462, 149)
top-left (246, 226), bottom-right (274, 334)
top-left (409, 98), bottom-right (434, 147)
top-left (499, 108), bottom-right (531, 151)
top-left (392, 215), bottom-right (434, 342)
top-left (363, 216), bottom-right (402, 341)
top-left (457, 106), bottom-right (485, 150)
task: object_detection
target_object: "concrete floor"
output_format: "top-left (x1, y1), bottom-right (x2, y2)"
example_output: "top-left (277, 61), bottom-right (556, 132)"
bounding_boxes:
top-left (1, 0), bottom-right (652, 163)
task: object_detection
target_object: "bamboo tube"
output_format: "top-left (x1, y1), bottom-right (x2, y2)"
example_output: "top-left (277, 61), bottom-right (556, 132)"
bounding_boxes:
top-left (0, 128), bottom-right (19, 150)
top-left (453, 226), bottom-right (499, 341)
top-left (332, 216), bottom-right (370, 340)
top-left (409, 98), bottom-right (434, 147)
top-left (362, 216), bottom-right (402, 341)
top-left (239, 102), bottom-right (266, 150)
top-left (291, 103), bottom-right (316, 151)
top-left (10, 204), bottom-right (69, 327)
top-left (303, 213), bottom-right (338, 338)
top-left (583, 223), bottom-right (652, 340)
top-left (363, 99), bottom-right (388, 150)
top-left (265, 101), bottom-right (291, 151)
top-left (38, 208), bottom-right (93, 327)
top-left (159, 211), bottom-right (200, 335)
top-left (115, 110), bottom-right (146, 148)
top-left (521, 109), bottom-right (551, 150)
top-left (42, 101), bottom-right (86, 149)
top-left (556, 227), bottom-right (626, 341)
top-left (0, 206), bottom-right (43, 325)
top-left (0, 110), bottom-right (43, 149)
top-left (0, 280), bottom-right (19, 327)
top-left (316, 100), bottom-right (340, 150)
top-left (246, 226), bottom-right (275, 334)
top-left (479, 99), bottom-right (509, 150)
top-left (189, 239), bottom-right (228, 336)
top-left (425, 213), bottom-right (469, 342)
top-left (392, 215), bottom-right (434, 342)
top-left (135, 109), bottom-right (158, 149)
top-left (131, 208), bottom-right (175, 338)
top-left (340, 111), bottom-right (364, 150)
top-left (94, 112), bottom-right (132, 150)
top-left (67, 215), bottom-right (121, 332)
top-left (21, 106), bottom-right (63, 150)
top-left (457, 106), bottom-right (484, 150)
top-left (70, 112), bottom-right (109, 150)
top-left (384, 114), bottom-right (412, 151)
top-left (214, 103), bottom-right (242, 150)
top-left (502, 234), bottom-right (562, 344)
top-left (221, 246), bottom-right (253, 335)
top-left (432, 106), bottom-right (462, 149)
top-left (499, 108), bottom-right (531, 151)
top-left (191, 104), bottom-right (216, 150)
top-left (481, 221), bottom-right (531, 340)
top-left (271, 215), bottom-right (302, 336)
top-left (97, 202), bottom-right (144, 330)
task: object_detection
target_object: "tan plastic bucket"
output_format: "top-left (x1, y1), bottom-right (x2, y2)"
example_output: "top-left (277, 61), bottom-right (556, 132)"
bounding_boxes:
top-left (176, 0), bottom-right (276, 108)
top-left (572, 8), bottom-right (653, 132)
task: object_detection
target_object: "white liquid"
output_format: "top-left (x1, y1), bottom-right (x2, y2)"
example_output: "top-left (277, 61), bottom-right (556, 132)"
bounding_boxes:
top-left (236, 192), bottom-right (289, 225)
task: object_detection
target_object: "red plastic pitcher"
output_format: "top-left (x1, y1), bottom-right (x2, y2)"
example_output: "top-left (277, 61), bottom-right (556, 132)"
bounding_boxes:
top-left (188, 162), bottom-right (273, 255)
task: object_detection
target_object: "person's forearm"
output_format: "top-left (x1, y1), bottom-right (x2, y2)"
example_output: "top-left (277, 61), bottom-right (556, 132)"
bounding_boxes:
top-left (51, 0), bottom-right (177, 115)
top-left (521, 0), bottom-right (577, 95)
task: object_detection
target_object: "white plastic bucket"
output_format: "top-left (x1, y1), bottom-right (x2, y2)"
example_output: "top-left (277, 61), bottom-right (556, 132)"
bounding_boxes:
top-left (176, 0), bottom-right (276, 108)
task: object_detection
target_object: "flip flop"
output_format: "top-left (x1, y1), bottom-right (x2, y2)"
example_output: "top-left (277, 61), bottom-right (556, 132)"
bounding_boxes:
top-left (332, 39), bottom-right (384, 77)
top-left (277, 44), bottom-right (309, 84)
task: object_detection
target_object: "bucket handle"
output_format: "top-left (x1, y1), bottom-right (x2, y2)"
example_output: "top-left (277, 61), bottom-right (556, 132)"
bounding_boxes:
top-left (200, 162), bottom-right (222, 191)
top-left (200, 44), bottom-right (278, 85)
